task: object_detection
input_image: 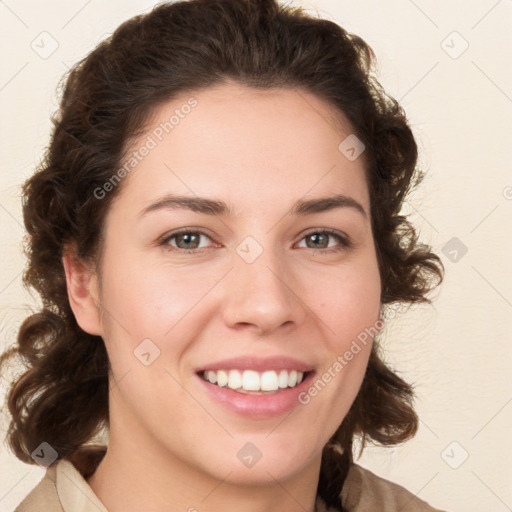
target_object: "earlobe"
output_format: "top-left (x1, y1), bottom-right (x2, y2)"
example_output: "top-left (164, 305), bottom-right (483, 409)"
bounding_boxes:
top-left (62, 247), bottom-right (103, 336)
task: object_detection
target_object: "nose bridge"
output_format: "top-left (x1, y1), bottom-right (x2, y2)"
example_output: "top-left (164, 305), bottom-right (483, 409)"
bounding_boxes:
top-left (221, 236), bottom-right (305, 334)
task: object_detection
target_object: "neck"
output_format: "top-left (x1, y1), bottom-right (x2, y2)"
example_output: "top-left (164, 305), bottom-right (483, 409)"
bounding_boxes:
top-left (86, 402), bottom-right (323, 512)
top-left (87, 443), bottom-right (322, 512)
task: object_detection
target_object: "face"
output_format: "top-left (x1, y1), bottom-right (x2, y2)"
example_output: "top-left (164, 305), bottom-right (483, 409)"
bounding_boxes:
top-left (72, 81), bottom-right (382, 486)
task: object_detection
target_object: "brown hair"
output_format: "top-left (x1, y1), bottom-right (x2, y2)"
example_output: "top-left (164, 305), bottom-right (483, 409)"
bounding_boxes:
top-left (1, 0), bottom-right (443, 508)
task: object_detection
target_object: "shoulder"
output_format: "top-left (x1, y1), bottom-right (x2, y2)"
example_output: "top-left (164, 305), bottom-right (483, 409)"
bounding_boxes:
top-left (14, 465), bottom-right (62, 512)
top-left (341, 463), bottom-right (449, 512)
top-left (14, 445), bottom-right (107, 512)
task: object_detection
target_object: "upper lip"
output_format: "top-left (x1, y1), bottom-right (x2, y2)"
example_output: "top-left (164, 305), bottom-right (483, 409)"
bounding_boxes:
top-left (196, 356), bottom-right (315, 373)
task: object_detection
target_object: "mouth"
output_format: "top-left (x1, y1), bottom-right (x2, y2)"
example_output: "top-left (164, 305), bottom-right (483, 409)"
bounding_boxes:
top-left (193, 355), bottom-right (316, 418)
top-left (195, 367), bottom-right (316, 418)
top-left (196, 368), bottom-right (313, 395)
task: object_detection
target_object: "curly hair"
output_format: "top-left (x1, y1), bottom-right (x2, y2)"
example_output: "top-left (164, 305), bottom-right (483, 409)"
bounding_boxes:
top-left (1, 0), bottom-right (443, 507)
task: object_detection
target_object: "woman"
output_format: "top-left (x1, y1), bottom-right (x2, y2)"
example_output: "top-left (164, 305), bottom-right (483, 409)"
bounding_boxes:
top-left (1, 0), bottom-right (446, 510)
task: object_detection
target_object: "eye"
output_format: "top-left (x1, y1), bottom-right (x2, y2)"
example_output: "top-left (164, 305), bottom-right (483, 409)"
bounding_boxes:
top-left (296, 229), bottom-right (352, 253)
top-left (160, 229), bottom-right (216, 252)
top-left (159, 228), bottom-right (352, 254)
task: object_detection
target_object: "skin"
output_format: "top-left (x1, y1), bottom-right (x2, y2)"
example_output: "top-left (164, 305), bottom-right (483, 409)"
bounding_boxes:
top-left (63, 80), bottom-right (382, 512)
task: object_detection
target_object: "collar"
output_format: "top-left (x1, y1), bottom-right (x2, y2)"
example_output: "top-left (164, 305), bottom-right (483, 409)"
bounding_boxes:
top-left (53, 445), bottom-right (357, 512)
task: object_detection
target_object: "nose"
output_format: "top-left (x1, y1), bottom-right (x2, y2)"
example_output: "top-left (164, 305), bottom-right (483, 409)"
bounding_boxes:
top-left (221, 243), bottom-right (307, 336)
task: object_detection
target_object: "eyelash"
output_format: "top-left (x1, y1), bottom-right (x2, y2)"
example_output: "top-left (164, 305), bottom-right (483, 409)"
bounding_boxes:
top-left (159, 228), bottom-right (352, 254)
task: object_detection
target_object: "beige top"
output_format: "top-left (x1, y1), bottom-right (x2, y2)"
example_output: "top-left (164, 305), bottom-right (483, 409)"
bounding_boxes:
top-left (14, 446), bottom-right (448, 512)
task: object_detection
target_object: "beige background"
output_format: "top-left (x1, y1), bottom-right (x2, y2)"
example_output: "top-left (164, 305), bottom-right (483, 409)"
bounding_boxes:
top-left (1, 1), bottom-right (511, 511)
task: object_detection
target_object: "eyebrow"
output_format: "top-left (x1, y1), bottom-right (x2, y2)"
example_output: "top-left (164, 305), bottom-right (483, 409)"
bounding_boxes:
top-left (138, 193), bottom-right (367, 219)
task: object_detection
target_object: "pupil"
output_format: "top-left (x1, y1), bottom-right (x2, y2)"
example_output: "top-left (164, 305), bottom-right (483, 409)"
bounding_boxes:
top-left (178, 233), bottom-right (199, 249)
top-left (309, 233), bottom-right (327, 248)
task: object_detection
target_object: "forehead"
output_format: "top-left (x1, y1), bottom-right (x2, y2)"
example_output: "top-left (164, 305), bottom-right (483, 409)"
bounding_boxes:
top-left (116, 81), bottom-right (370, 215)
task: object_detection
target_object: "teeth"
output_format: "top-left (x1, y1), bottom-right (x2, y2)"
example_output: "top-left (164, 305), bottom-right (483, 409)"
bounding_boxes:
top-left (278, 369), bottom-right (289, 389)
top-left (216, 370), bottom-right (228, 387)
top-left (260, 370), bottom-right (278, 391)
top-left (202, 369), bottom-right (306, 392)
top-left (243, 370), bottom-right (262, 391)
top-left (227, 369), bottom-right (242, 390)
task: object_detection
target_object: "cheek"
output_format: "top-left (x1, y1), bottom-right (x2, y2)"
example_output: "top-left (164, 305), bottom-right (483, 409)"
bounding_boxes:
top-left (99, 256), bottom-right (214, 336)
top-left (96, 254), bottom-right (228, 380)
top-left (318, 263), bottom-right (381, 409)
top-left (316, 264), bottom-right (381, 346)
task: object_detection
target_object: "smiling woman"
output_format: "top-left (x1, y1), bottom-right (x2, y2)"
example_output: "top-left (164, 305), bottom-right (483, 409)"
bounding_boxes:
top-left (0, 0), bottom-right (446, 511)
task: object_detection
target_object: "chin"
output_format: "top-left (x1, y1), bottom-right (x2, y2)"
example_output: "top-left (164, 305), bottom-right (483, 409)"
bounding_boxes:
top-left (208, 440), bottom-right (318, 487)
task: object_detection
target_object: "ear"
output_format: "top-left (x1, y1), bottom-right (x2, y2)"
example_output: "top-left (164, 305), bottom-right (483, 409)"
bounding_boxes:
top-left (62, 245), bottom-right (103, 336)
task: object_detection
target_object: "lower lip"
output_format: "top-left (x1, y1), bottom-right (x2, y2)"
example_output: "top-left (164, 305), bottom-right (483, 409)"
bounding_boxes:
top-left (195, 372), bottom-right (315, 419)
